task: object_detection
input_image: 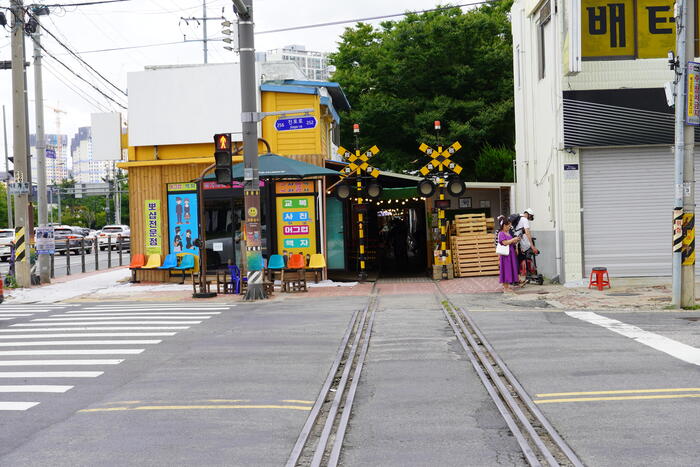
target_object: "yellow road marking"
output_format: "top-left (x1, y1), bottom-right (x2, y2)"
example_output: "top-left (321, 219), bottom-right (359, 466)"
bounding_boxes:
top-left (79, 404), bottom-right (312, 413)
top-left (535, 394), bottom-right (700, 404)
top-left (536, 388), bottom-right (700, 397)
top-left (281, 400), bottom-right (314, 404)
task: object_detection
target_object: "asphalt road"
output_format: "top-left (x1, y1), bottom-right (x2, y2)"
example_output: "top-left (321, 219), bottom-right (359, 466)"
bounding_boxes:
top-left (0, 249), bottom-right (131, 280)
top-left (1, 291), bottom-right (699, 465)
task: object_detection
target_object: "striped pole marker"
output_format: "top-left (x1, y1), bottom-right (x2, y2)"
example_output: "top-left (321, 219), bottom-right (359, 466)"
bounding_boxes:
top-left (682, 213), bottom-right (695, 266)
top-left (673, 208), bottom-right (683, 252)
top-left (14, 227), bottom-right (26, 263)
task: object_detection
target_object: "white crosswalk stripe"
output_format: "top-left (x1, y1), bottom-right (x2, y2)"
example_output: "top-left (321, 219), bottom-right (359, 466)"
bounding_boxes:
top-left (0, 303), bottom-right (233, 411)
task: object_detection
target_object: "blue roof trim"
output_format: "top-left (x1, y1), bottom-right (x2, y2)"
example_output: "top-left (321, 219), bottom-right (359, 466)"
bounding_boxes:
top-left (320, 96), bottom-right (341, 124)
top-left (259, 83), bottom-right (319, 95)
top-left (280, 80), bottom-right (351, 111)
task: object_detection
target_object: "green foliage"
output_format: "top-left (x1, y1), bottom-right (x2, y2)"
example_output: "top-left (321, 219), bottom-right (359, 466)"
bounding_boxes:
top-left (475, 144), bottom-right (514, 182)
top-left (330, 1), bottom-right (514, 179)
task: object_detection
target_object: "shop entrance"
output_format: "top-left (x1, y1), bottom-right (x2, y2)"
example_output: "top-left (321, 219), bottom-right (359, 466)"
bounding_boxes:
top-left (375, 199), bottom-right (427, 276)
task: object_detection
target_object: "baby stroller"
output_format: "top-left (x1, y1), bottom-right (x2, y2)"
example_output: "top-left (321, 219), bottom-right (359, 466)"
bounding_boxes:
top-left (519, 246), bottom-right (544, 285)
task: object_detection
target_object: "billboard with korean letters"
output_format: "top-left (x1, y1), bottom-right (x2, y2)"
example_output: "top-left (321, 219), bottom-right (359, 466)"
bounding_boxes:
top-left (276, 184), bottom-right (317, 257)
top-left (581, 0), bottom-right (681, 59)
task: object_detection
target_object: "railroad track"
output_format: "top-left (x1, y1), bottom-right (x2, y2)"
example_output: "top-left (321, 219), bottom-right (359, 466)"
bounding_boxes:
top-left (286, 286), bottom-right (377, 467)
top-left (435, 283), bottom-right (584, 467)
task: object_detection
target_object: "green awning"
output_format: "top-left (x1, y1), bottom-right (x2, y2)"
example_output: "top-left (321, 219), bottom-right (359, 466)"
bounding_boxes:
top-left (205, 153), bottom-right (338, 180)
top-left (380, 187), bottom-right (420, 200)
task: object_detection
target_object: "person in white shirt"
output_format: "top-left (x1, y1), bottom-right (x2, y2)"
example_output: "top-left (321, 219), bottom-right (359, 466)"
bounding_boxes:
top-left (514, 208), bottom-right (538, 256)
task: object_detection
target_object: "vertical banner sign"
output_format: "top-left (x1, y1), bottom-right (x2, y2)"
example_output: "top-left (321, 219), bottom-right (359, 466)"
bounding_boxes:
top-left (276, 181), bottom-right (316, 257)
top-left (166, 183), bottom-right (200, 256)
top-left (144, 200), bottom-right (162, 255)
top-left (35, 226), bottom-right (55, 255)
top-left (687, 62), bottom-right (700, 125)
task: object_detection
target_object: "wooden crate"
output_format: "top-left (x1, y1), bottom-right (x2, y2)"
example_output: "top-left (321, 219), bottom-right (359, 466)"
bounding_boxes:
top-left (451, 233), bottom-right (500, 278)
top-left (454, 213), bottom-right (487, 236)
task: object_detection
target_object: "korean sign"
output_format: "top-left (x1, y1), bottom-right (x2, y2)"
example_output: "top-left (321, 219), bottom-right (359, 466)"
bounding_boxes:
top-left (276, 195), bottom-right (316, 255)
top-left (582, 0), bottom-right (676, 59)
top-left (275, 180), bottom-right (315, 194)
top-left (687, 62), bottom-right (700, 126)
top-left (144, 200), bottom-right (162, 255)
top-left (35, 226), bottom-right (55, 255)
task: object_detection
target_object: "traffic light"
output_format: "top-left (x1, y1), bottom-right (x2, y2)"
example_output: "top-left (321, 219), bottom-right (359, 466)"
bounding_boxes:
top-left (446, 176), bottom-right (465, 197)
top-left (213, 133), bottom-right (232, 185)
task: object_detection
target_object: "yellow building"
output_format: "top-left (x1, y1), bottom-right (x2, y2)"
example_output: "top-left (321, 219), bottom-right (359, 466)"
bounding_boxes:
top-left (119, 75), bottom-right (349, 282)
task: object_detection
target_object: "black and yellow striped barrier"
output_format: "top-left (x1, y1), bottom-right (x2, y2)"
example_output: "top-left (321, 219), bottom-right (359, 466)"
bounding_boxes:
top-left (682, 213), bottom-right (695, 266)
top-left (14, 226), bottom-right (26, 262)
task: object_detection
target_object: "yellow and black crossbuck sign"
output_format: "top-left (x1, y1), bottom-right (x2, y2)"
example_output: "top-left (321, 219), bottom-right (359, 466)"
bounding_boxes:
top-left (337, 145), bottom-right (380, 179)
top-left (418, 141), bottom-right (463, 176)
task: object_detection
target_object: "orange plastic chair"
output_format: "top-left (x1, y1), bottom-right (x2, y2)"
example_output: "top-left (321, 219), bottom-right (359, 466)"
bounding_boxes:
top-left (282, 253), bottom-right (307, 292)
top-left (129, 254), bottom-right (145, 283)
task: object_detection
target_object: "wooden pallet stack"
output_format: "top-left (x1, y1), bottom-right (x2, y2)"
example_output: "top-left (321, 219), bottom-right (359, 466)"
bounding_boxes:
top-left (450, 214), bottom-right (500, 277)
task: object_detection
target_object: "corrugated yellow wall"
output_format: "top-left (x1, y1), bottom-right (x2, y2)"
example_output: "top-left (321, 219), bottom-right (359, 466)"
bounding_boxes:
top-left (262, 92), bottom-right (322, 156)
top-left (129, 162), bottom-right (209, 282)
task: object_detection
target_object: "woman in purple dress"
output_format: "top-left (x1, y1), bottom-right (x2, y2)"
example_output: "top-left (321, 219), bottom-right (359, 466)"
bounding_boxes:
top-left (497, 216), bottom-right (521, 292)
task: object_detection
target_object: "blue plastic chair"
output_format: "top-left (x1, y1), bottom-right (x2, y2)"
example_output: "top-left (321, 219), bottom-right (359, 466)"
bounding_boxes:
top-left (173, 254), bottom-right (195, 284)
top-left (227, 264), bottom-right (242, 294)
top-left (158, 253), bottom-right (178, 269)
top-left (268, 254), bottom-right (285, 270)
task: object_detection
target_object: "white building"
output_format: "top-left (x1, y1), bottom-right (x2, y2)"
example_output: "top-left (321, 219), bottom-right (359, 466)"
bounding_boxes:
top-left (29, 133), bottom-right (69, 184)
top-left (261, 45), bottom-right (331, 81)
top-left (512, 0), bottom-right (694, 282)
top-left (71, 127), bottom-right (111, 184)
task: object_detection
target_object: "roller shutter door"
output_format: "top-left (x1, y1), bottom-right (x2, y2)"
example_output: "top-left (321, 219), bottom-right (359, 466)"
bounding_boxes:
top-left (581, 147), bottom-right (690, 277)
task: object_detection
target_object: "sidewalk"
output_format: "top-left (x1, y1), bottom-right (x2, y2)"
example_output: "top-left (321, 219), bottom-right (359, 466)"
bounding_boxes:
top-left (1, 266), bottom-right (690, 310)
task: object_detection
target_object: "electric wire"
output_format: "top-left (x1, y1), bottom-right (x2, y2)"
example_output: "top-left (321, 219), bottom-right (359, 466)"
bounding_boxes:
top-left (26, 9), bottom-right (128, 97)
top-left (43, 61), bottom-right (112, 112)
top-left (38, 42), bottom-right (127, 109)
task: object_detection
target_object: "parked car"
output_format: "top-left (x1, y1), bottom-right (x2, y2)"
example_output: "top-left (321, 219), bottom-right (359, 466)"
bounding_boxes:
top-left (0, 228), bottom-right (14, 262)
top-left (98, 225), bottom-right (130, 250)
top-left (54, 226), bottom-right (92, 255)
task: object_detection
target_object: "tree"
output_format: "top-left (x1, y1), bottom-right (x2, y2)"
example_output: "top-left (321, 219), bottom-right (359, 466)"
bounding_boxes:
top-left (475, 144), bottom-right (514, 182)
top-left (330, 1), bottom-right (514, 180)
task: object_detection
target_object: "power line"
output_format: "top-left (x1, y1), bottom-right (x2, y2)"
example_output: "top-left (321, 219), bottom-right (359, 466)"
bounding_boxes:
top-left (43, 61), bottom-right (112, 112)
top-left (26, 9), bottom-right (128, 97)
top-left (38, 42), bottom-right (127, 109)
top-left (256, 1), bottom-right (492, 35)
top-left (42, 0), bottom-right (133, 7)
top-left (70, 2), bottom-right (494, 55)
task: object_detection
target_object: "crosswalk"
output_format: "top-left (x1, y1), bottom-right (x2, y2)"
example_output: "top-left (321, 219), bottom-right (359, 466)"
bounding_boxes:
top-left (0, 303), bottom-right (231, 411)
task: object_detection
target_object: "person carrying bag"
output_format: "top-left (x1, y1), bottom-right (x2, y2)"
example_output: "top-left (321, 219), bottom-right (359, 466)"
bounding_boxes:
top-left (496, 215), bottom-right (521, 292)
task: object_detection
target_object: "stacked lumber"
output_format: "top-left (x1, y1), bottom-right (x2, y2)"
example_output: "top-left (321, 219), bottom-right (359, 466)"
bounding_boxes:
top-left (451, 214), bottom-right (500, 277)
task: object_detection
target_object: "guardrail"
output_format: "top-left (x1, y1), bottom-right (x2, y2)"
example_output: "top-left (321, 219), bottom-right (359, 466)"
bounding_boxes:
top-left (46, 235), bottom-right (130, 278)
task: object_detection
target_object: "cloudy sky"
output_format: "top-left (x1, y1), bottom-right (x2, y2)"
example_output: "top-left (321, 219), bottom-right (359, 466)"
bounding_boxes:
top-left (0, 0), bottom-right (475, 147)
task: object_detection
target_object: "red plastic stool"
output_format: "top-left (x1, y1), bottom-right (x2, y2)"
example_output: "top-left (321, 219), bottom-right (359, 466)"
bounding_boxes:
top-left (589, 267), bottom-right (611, 291)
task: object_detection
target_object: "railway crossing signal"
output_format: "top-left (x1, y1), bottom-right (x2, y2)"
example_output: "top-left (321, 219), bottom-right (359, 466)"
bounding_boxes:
top-left (418, 121), bottom-right (466, 280)
top-left (335, 124), bottom-right (382, 281)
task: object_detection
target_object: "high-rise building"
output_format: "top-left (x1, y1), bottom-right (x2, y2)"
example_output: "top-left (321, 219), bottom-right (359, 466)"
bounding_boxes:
top-left (29, 133), bottom-right (69, 184)
top-left (71, 127), bottom-right (111, 184)
top-left (261, 45), bottom-right (332, 81)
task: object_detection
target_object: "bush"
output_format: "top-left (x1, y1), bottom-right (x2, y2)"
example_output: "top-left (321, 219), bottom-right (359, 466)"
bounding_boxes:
top-left (475, 144), bottom-right (514, 182)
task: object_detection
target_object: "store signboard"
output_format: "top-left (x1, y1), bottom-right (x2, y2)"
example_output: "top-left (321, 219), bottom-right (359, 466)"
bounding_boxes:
top-left (166, 183), bottom-right (199, 255)
top-left (276, 194), bottom-right (316, 256)
top-left (144, 199), bottom-right (162, 255)
top-left (275, 180), bottom-right (315, 194)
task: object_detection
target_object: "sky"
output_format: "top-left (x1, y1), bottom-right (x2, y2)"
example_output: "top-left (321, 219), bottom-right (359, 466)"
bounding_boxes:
top-left (0, 0), bottom-right (475, 150)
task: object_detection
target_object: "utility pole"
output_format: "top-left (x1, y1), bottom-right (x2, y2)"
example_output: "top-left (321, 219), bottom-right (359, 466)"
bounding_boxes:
top-left (2, 106), bottom-right (13, 229)
top-left (233, 0), bottom-right (265, 300)
top-left (11, 0), bottom-right (31, 287)
top-left (681, 0), bottom-right (696, 307)
top-left (202, 0), bottom-right (208, 64)
top-left (32, 5), bottom-right (50, 284)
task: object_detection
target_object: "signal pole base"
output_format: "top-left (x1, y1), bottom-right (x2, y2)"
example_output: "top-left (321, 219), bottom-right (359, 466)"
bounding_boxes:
top-left (244, 283), bottom-right (267, 301)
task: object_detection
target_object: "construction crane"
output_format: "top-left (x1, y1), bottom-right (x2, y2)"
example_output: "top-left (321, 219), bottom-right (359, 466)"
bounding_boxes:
top-left (43, 103), bottom-right (67, 182)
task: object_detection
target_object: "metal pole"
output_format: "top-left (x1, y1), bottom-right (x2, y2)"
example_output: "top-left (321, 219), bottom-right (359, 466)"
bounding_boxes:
top-left (3, 106), bottom-right (13, 229)
top-left (672, 0), bottom-right (686, 307)
top-left (236, 0), bottom-right (266, 300)
top-left (681, 0), bottom-right (696, 307)
top-left (202, 0), bottom-right (208, 64)
top-left (32, 16), bottom-right (50, 284)
top-left (57, 187), bottom-right (61, 223)
top-left (10, 0), bottom-right (31, 287)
